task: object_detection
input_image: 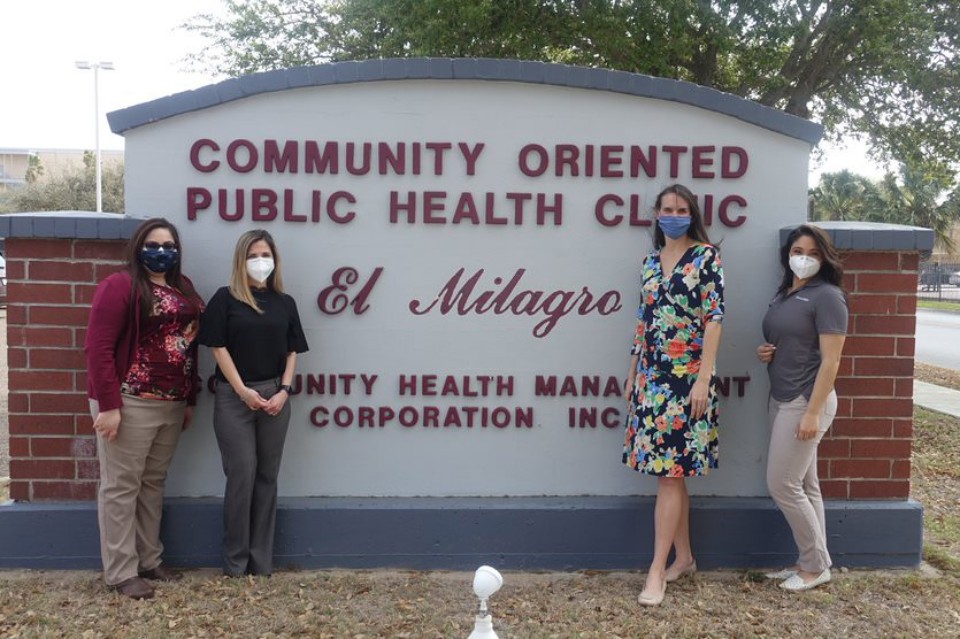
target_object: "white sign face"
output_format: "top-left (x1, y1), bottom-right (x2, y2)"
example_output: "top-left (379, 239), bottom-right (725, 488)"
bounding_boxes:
top-left (120, 73), bottom-right (815, 497)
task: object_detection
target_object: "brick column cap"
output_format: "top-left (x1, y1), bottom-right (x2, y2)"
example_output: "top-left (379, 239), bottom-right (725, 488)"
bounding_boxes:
top-left (780, 221), bottom-right (934, 252)
top-left (0, 212), bottom-right (148, 240)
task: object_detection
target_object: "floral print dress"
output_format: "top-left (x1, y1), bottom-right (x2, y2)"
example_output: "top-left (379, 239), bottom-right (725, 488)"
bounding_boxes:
top-left (622, 243), bottom-right (725, 477)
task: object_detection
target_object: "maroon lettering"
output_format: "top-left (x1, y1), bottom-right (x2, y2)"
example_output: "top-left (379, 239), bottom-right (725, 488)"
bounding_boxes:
top-left (264, 140), bottom-right (298, 173)
top-left (187, 188), bottom-right (212, 221)
top-left (425, 142), bottom-right (452, 174)
top-left (662, 145), bottom-right (688, 178)
top-left (346, 142), bottom-right (371, 175)
top-left (409, 269), bottom-right (621, 338)
top-left (226, 139), bottom-right (258, 173)
top-left (379, 142), bottom-right (404, 175)
top-left (190, 139), bottom-right (220, 172)
top-left (721, 146), bottom-right (748, 178)
top-left (459, 142), bottom-right (485, 176)
top-left (519, 144), bottom-right (548, 177)
top-left (537, 194), bottom-right (562, 225)
top-left (390, 191), bottom-right (417, 224)
top-left (719, 195), bottom-right (747, 227)
top-left (556, 144), bottom-right (579, 177)
top-left (305, 141), bottom-right (339, 174)
top-left (692, 145), bottom-right (715, 178)
top-left (423, 191), bottom-right (447, 224)
top-left (600, 145), bottom-right (624, 178)
top-left (252, 189), bottom-right (278, 221)
top-left (317, 267), bottom-right (383, 315)
top-left (595, 194), bottom-right (624, 227)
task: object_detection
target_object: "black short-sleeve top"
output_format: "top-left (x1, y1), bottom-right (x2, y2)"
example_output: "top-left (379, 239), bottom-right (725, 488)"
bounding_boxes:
top-left (198, 287), bottom-right (309, 383)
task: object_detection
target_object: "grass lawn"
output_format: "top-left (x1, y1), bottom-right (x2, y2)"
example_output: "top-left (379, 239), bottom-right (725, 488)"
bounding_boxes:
top-left (1, 404), bottom-right (958, 638)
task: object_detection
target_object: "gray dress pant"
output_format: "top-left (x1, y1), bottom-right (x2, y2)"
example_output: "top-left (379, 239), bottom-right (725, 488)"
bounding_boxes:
top-left (213, 379), bottom-right (290, 576)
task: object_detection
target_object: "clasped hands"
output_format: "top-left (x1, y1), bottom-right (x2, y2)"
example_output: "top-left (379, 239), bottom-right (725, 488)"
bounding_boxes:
top-left (242, 386), bottom-right (287, 416)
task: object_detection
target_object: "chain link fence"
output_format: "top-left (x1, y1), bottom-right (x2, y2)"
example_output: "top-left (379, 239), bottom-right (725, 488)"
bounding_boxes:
top-left (918, 261), bottom-right (960, 302)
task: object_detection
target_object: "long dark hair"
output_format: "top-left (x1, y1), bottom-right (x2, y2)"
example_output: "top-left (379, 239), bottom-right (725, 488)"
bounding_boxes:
top-left (653, 184), bottom-right (713, 249)
top-left (126, 218), bottom-right (201, 324)
top-left (777, 224), bottom-right (845, 295)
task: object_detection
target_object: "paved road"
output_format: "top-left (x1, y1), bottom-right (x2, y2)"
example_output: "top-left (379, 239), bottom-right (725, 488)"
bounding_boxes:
top-left (916, 308), bottom-right (960, 370)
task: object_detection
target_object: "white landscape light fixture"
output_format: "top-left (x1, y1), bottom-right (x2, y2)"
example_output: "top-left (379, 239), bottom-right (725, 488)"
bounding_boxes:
top-left (75, 60), bottom-right (115, 213)
top-left (468, 565), bottom-right (503, 639)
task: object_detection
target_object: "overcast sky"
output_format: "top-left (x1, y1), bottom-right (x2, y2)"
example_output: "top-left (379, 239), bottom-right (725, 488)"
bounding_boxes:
top-left (2, 0), bottom-right (887, 182)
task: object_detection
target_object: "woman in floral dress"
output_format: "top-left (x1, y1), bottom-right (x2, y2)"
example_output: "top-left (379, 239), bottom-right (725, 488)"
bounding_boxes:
top-left (622, 184), bottom-right (725, 606)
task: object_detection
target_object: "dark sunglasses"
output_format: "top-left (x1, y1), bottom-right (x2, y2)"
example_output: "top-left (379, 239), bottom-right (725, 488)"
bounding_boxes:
top-left (143, 241), bottom-right (178, 251)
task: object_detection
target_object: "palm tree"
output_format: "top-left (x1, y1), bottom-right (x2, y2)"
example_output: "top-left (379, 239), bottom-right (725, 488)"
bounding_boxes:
top-left (810, 170), bottom-right (875, 221)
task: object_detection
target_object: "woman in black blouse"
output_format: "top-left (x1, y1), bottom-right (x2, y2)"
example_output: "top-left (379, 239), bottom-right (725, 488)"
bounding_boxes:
top-left (199, 229), bottom-right (309, 576)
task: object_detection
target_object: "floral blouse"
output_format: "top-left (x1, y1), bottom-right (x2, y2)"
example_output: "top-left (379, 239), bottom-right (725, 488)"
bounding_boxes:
top-left (121, 284), bottom-right (203, 401)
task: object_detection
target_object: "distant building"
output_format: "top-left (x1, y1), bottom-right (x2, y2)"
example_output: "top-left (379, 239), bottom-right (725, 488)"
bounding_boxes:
top-left (0, 148), bottom-right (124, 193)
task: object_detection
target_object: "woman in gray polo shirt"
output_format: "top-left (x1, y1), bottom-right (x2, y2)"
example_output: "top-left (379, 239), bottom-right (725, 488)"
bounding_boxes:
top-left (757, 224), bottom-right (848, 593)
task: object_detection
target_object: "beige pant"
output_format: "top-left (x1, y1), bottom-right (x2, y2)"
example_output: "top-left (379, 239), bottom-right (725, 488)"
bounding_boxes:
top-left (766, 391), bottom-right (837, 573)
top-left (91, 395), bottom-right (184, 585)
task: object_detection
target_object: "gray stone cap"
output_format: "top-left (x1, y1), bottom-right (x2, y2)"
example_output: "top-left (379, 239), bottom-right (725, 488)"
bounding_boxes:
top-left (0, 212), bottom-right (148, 240)
top-left (780, 221), bottom-right (935, 251)
top-left (107, 58), bottom-right (823, 145)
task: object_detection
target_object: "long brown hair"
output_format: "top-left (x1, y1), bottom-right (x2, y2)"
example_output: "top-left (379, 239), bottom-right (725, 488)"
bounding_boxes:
top-left (126, 218), bottom-right (200, 324)
top-left (228, 229), bottom-right (285, 314)
top-left (777, 224), bottom-right (845, 295)
top-left (652, 184), bottom-right (713, 249)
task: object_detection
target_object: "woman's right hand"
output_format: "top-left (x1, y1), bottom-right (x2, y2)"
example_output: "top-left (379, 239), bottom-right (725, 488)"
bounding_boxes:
top-left (240, 387), bottom-right (269, 411)
top-left (93, 409), bottom-right (121, 442)
top-left (757, 342), bottom-right (776, 363)
top-left (623, 376), bottom-right (635, 402)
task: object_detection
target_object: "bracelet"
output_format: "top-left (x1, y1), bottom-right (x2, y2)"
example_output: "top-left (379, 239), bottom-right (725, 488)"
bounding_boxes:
top-left (279, 384), bottom-right (293, 394)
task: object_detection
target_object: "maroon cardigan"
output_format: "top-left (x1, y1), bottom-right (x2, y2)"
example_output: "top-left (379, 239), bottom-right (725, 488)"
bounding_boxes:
top-left (84, 270), bottom-right (200, 411)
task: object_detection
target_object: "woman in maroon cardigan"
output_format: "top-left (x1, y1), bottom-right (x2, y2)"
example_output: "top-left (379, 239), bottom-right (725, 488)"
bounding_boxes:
top-left (84, 218), bottom-right (204, 599)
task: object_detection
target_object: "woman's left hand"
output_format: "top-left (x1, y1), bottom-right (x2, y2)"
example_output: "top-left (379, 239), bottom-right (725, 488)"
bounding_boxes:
top-left (797, 413), bottom-right (820, 441)
top-left (182, 406), bottom-right (194, 431)
top-left (264, 389), bottom-right (289, 416)
top-left (688, 379), bottom-right (710, 419)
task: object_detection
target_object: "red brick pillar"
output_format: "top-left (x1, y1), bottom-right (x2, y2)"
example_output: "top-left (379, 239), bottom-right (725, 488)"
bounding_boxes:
top-left (5, 221), bottom-right (134, 501)
top-left (815, 241), bottom-right (923, 500)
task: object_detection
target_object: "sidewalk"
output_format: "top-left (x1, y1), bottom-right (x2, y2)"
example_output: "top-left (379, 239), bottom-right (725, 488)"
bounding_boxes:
top-left (914, 380), bottom-right (960, 419)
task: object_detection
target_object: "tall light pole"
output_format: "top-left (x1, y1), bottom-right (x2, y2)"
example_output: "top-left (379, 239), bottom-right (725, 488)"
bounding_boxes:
top-left (75, 61), bottom-right (115, 213)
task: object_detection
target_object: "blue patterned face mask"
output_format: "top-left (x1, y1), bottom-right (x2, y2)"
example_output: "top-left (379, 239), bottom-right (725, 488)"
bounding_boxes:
top-left (140, 246), bottom-right (180, 273)
top-left (658, 215), bottom-right (691, 239)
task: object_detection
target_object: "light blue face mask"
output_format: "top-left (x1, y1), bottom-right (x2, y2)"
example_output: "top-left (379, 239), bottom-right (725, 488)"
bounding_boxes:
top-left (658, 215), bottom-right (691, 239)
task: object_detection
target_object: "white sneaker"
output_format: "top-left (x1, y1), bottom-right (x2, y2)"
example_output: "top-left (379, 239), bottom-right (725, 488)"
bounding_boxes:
top-left (779, 569), bottom-right (831, 592)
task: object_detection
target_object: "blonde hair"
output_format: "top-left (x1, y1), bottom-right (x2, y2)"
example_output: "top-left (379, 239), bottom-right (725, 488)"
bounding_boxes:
top-left (228, 229), bottom-right (285, 313)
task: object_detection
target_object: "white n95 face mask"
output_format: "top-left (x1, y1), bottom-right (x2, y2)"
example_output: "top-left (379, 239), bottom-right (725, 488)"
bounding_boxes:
top-left (789, 254), bottom-right (821, 280)
top-left (246, 257), bottom-right (275, 284)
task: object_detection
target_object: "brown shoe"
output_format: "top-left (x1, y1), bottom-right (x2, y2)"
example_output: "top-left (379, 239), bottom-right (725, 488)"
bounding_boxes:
top-left (138, 564), bottom-right (183, 582)
top-left (112, 576), bottom-right (155, 600)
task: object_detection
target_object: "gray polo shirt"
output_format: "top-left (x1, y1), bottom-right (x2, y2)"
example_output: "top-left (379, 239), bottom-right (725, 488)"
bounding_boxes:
top-left (761, 278), bottom-right (848, 402)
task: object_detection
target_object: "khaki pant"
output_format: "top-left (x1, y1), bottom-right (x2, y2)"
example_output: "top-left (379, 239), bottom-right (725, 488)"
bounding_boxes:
top-left (765, 391), bottom-right (837, 573)
top-left (92, 395), bottom-right (184, 586)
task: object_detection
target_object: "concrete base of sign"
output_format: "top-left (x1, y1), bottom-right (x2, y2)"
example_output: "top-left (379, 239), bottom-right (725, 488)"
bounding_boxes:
top-left (0, 497), bottom-right (922, 570)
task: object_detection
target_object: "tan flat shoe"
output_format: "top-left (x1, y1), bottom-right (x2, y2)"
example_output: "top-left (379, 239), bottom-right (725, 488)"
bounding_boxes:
top-left (638, 578), bottom-right (667, 606)
top-left (665, 560), bottom-right (697, 583)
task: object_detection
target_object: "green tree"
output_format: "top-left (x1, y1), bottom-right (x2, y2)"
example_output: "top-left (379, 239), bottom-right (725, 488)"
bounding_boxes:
top-left (809, 170), bottom-right (876, 221)
top-left (811, 164), bottom-right (960, 251)
top-left (23, 154), bottom-right (44, 184)
top-left (184, 0), bottom-right (960, 167)
top-left (0, 153), bottom-right (125, 214)
top-left (866, 163), bottom-right (960, 251)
